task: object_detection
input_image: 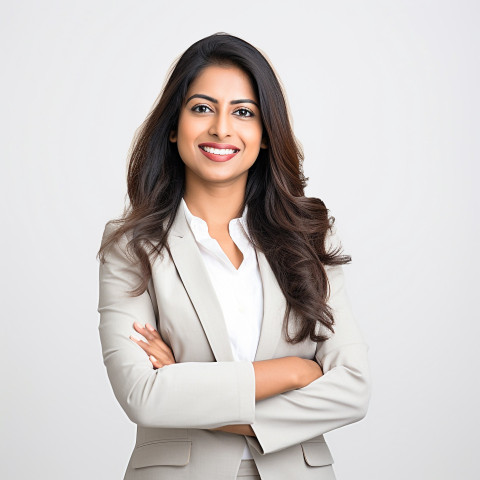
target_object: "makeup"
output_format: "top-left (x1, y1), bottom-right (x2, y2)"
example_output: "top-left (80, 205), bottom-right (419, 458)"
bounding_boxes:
top-left (198, 142), bottom-right (240, 162)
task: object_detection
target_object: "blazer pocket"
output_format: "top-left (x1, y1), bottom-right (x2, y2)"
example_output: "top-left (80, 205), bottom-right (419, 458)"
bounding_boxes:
top-left (132, 440), bottom-right (192, 468)
top-left (301, 441), bottom-right (334, 467)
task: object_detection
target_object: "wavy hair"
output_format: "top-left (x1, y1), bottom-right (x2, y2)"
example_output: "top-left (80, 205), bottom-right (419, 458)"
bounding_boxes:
top-left (98, 32), bottom-right (351, 344)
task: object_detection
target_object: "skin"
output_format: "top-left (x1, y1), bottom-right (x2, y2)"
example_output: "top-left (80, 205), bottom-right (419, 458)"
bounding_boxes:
top-left (130, 65), bottom-right (323, 437)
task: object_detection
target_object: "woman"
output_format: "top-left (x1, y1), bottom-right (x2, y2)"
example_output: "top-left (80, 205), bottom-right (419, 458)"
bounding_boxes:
top-left (97, 32), bottom-right (371, 480)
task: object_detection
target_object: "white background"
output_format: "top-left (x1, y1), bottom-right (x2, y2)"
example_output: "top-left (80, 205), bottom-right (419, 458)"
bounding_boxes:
top-left (1, 1), bottom-right (478, 479)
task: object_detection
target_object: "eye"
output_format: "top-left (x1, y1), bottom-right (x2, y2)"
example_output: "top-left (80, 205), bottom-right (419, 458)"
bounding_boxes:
top-left (234, 107), bottom-right (255, 118)
top-left (191, 104), bottom-right (213, 114)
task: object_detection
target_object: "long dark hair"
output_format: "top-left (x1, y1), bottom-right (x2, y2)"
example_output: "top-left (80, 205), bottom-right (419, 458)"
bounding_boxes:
top-left (98, 32), bottom-right (351, 344)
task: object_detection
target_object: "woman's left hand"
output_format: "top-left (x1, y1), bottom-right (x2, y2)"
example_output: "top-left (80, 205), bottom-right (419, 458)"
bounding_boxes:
top-left (130, 321), bottom-right (176, 369)
top-left (210, 425), bottom-right (256, 436)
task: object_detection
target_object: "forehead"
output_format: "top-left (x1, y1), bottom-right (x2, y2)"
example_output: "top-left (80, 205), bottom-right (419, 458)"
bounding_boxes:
top-left (186, 65), bottom-right (257, 100)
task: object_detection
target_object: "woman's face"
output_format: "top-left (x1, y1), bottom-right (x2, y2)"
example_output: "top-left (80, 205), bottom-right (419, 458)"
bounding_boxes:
top-left (170, 64), bottom-right (267, 189)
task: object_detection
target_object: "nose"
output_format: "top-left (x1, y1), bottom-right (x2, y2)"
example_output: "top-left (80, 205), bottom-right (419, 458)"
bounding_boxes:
top-left (208, 109), bottom-right (232, 140)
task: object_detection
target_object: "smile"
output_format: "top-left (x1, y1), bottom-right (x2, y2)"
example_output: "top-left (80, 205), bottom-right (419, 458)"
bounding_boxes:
top-left (200, 146), bottom-right (238, 155)
top-left (198, 143), bottom-right (240, 162)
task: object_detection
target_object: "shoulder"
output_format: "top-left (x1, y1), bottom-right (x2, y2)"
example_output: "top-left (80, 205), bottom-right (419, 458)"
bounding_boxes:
top-left (99, 219), bottom-right (137, 267)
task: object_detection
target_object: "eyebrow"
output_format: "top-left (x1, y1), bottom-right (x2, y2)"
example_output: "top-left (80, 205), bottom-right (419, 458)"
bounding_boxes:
top-left (185, 93), bottom-right (259, 108)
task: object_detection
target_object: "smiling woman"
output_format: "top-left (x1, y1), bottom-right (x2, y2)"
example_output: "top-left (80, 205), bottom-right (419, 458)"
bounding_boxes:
top-left (97, 32), bottom-right (371, 480)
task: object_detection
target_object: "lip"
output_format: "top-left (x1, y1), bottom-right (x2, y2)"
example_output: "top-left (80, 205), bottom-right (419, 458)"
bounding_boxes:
top-left (199, 142), bottom-right (240, 150)
top-left (198, 142), bottom-right (240, 163)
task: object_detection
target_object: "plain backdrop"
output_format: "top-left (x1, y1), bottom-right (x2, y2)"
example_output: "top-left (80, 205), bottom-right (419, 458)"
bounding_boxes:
top-left (1, 1), bottom-right (479, 479)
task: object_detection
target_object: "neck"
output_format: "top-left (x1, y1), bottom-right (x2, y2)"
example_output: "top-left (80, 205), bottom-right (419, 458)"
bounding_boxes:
top-left (183, 174), bottom-right (246, 228)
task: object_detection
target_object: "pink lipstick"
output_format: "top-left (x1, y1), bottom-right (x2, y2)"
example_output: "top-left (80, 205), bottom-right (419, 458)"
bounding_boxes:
top-left (198, 142), bottom-right (240, 163)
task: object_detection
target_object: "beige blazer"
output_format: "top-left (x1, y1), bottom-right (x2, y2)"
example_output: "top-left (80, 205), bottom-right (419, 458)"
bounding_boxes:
top-left (97, 203), bottom-right (371, 480)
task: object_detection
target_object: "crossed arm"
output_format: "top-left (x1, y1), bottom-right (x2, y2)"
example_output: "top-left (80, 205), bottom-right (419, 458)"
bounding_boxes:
top-left (130, 321), bottom-right (324, 437)
top-left (99, 223), bottom-right (370, 454)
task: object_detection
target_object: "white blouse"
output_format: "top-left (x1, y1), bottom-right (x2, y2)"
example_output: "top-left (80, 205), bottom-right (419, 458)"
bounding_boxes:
top-left (181, 198), bottom-right (263, 460)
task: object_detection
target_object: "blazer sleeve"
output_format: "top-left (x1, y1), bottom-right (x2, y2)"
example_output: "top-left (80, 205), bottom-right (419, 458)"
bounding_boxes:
top-left (245, 230), bottom-right (372, 455)
top-left (97, 221), bottom-right (256, 429)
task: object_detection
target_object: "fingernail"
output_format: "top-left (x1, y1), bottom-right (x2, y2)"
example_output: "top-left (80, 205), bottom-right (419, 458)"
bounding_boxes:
top-left (130, 335), bottom-right (140, 341)
top-left (150, 355), bottom-right (157, 362)
top-left (145, 323), bottom-right (153, 330)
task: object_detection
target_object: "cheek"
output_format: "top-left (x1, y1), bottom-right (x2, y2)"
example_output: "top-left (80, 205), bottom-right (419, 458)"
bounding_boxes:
top-left (177, 115), bottom-right (211, 145)
top-left (244, 127), bottom-right (264, 150)
top-left (176, 124), bottom-right (198, 157)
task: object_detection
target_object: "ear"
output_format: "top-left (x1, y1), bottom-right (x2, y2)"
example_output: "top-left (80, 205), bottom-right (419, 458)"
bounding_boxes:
top-left (169, 129), bottom-right (177, 143)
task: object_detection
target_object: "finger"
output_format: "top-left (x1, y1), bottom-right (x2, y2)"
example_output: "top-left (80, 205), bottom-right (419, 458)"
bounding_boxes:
top-left (149, 341), bottom-right (175, 362)
top-left (144, 322), bottom-right (163, 339)
top-left (133, 321), bottom-right (151, 338)
top-left (131, 326), bottom-right (176, 365)
top-left (150, 350), bottom-right (176, 367)
top-left (131, 336), bottom-right (173, 366)
top-left (145, 322), bottom-right (156, 333)
top-left (149, 355), bottom-right (162, 369)
top-left (133, 321), bottom-right (161, 343)
top-left (129, 335), bottom-right (152, 355)
top-left (141, 323), bottom-right (170, 350)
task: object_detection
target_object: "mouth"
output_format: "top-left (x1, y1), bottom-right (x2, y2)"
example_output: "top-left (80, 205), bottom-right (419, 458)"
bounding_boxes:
top-left (198, 143), bottom-right (240, 163)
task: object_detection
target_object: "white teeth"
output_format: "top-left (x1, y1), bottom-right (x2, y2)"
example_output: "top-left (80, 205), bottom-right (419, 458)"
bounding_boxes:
top-left (201, 146), bottom-right (238, 155)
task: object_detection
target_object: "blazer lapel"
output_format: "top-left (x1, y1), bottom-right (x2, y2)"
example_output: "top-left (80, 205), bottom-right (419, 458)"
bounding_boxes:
top-left (166, 203), bottom-right (287, 364)
top-left (167, 205), bottom-right (235, 362)
top-left (254, 250), bottom-right (286, 361)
